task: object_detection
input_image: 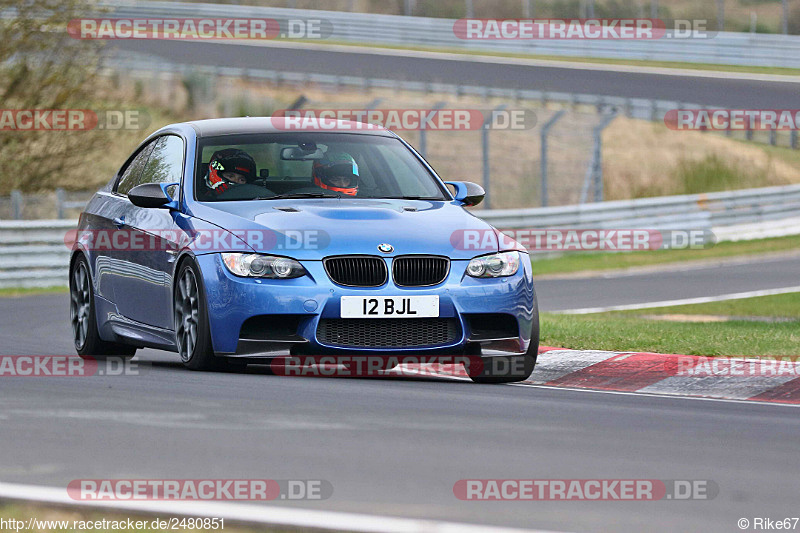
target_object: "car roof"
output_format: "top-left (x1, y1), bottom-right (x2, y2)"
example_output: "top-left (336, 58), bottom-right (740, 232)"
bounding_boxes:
top-left (183, 117), bottom-right (394, 138)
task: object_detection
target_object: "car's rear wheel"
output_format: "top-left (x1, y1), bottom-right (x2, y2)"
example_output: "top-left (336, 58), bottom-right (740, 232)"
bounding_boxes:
top-left (70, 255), bottom-right (136, 359)
top-left (174, 259), bottom-right (234, 371)
top-left (469, 291), bottom-right (539, 384)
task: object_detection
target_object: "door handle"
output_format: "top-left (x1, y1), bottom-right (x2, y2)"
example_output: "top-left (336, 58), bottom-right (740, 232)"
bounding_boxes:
top-left (112, 216), bottom-right (125, 228)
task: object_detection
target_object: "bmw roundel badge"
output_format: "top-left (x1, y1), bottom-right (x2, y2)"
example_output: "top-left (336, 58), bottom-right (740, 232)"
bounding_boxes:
top-left (377, 243), bottom-right (394, 253)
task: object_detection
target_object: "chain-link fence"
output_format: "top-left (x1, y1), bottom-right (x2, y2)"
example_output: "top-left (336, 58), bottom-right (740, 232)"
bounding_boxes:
top-left (4, 55), bottom-right (798, 219)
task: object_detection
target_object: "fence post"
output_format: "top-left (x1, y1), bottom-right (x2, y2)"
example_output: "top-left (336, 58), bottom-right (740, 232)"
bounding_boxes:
top-left (522, 0), bottom-right (532, 18)
top-left (791, 130), bottom-right (798, 149)
top-left (782, 0), bottom-right (789, 35)
top-left (11, 190), bottom-right (23, 220)
top-left (540, 109), bottom-right (566, 207)
top-left (770, 129), bottom-right (777, 146)
top-left (419, 101), bottom-right (446, 158)
top-left (482, 104), bottom-right (508, 209)
top-left (580, 112), bottom-right (618, 203)
top-left (56, 188), bottom-right (65, 219)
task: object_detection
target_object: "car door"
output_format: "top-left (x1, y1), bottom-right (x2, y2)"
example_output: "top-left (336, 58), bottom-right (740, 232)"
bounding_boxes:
top-left (91, 139), bottom-right (157, 305)
top-left (112, 134), bottom-right (185, 329)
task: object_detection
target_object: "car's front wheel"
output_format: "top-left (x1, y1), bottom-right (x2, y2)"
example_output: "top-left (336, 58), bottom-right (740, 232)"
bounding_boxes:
top-left (70, 255), bottom-right (136, 359)
top-left (174, 259), bottom-right (238, 371)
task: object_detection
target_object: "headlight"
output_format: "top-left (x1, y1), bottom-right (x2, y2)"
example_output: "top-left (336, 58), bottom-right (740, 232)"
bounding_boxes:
top-left (466, 251), bottom-right (521, 278)
top-left (221, 253), bottom-right (306, 279)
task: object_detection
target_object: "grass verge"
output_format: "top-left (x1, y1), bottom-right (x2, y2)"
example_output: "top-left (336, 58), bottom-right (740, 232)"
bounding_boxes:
top-left (618, 292), bottom-right (800, 319)
top-left (531, 234), bottom-right (800, 277)
top-left (0, 287), bottom-right (67, 298)
top-left (541, 292), bottom-right (800, 356)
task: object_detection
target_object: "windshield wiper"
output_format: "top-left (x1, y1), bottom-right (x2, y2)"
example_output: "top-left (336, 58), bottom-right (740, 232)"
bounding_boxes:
top-left (254, 192), bottom-right (341, 200)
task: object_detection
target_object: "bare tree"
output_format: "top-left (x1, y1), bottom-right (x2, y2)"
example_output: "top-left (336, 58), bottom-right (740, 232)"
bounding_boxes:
top-left (0, 0), bottom-right (106, 193)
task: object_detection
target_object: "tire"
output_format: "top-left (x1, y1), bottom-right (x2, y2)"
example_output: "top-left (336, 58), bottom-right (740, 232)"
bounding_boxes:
top-left (469, 290), bottom-right (539, 384)
top-left (174, 259), bottom-right (229, 371)
top-left (70, 255), bottom-right (136, 360)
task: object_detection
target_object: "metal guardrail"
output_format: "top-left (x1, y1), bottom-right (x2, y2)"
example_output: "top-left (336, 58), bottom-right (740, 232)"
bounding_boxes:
top-left (0, 220), bottom-right (74, 288)
top-left (2, 184), bottom-right (799, 288)
top-left (473, 184), bottom-right (800, 230)
top-left (100, 0), bottom-right (800, 69)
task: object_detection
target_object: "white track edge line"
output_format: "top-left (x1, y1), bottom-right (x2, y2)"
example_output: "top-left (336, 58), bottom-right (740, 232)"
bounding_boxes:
top-left (512, 383), bottom-right (800, 407)
top-left (0, 482), bottom-right (560, 533)
top-left (554, 285), bottom-right (800, 314)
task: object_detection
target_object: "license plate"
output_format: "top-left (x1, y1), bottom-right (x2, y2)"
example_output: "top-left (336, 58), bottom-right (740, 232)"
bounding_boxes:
top-left (340, 295), bottom-right (439, 318)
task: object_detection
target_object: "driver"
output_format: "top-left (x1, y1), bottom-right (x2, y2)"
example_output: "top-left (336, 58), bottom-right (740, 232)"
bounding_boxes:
top-left (204, 148), bottom-right (258, 197)
top-left (312, 152), bottom-right (359, 196)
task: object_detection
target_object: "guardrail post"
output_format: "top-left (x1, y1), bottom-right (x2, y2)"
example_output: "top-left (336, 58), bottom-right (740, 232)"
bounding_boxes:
top-left (56, 188), bottom-right (65, 219)
top-left (419, 101), bottom-right (446, 158)
top-left (482, 104), bottom-right (508, 209)
top-left (540, 109), bottom-right (566, 207)
top-left (746, 128), bottom-right (754, 141)
top-left (791, 130), bottom-right (798, 150)
top-left (649, 99), bottom-right (657, 122)
top-left (11, 190), bottom-right (23, 220)
top-left (769, 130), bottom-right (777, 146)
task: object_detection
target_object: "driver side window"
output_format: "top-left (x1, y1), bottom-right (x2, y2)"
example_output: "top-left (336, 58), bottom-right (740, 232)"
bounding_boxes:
top-left (116, 135), bottom-right (184, 196)
top-left (115, 141), bottom-right (156, 196)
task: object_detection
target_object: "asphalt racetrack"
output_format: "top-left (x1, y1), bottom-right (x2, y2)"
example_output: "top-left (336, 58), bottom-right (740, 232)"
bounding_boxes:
top-left (110, 40), bottom-right (800, 108)
top-left (2, 257), bottom-right (800, 532)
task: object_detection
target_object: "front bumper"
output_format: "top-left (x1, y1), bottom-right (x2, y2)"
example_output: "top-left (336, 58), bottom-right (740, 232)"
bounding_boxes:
top-left (195, 254), bottom-right (535, 356)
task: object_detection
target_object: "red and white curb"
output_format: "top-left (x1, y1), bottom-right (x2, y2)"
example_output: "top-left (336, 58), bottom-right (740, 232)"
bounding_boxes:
top-left (411, 348), bottom-right (800, 405)
top-left (523, 348), bottom-right (800, 405)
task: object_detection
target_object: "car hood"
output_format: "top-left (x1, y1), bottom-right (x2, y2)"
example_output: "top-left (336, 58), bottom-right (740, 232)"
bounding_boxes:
top-left (190, 199), bottom-right (500, 260)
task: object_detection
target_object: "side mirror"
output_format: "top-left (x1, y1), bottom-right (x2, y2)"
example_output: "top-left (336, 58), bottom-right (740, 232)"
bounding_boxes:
top-left (445, 181), bottom-right (485, 207)
top-left (128, 183), bottom-right (178, 209)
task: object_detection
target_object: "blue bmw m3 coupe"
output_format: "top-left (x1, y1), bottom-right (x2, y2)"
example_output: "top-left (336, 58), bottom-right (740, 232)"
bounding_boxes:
top-left (69, 117), bottom-right (538, 383)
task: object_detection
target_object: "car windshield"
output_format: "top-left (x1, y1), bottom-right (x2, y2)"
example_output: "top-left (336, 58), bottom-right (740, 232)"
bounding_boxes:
top-left (196, 133), bottom-right (449, 202)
